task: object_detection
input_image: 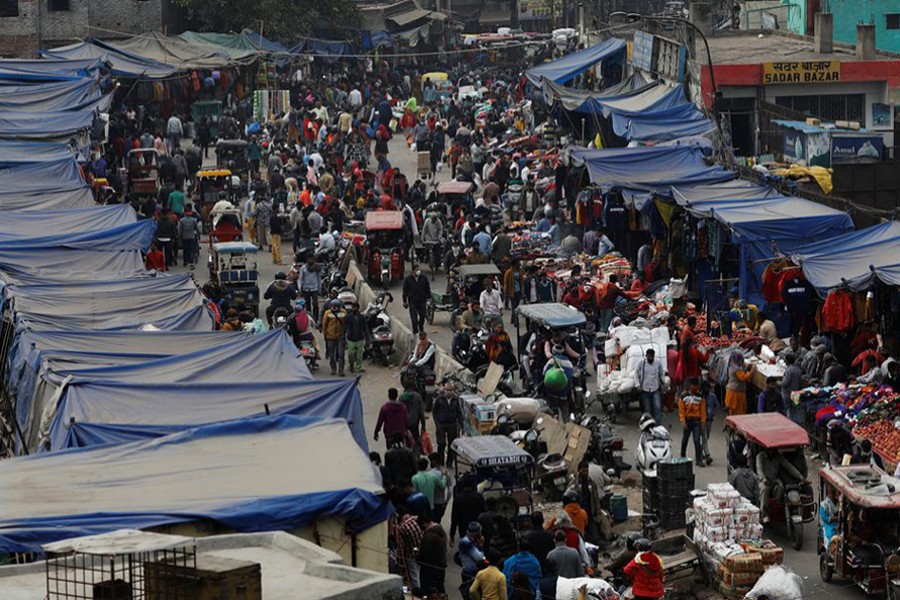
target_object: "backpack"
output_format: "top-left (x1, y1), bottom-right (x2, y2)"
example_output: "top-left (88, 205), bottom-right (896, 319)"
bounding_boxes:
top-left (293, 311), bottom-right (310, 333)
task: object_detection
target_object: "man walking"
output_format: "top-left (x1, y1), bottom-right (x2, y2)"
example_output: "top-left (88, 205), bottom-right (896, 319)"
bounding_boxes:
top-left (634, 349), bottom-right (666, 425)
top-left (344, 302), bottom-right (368, 374)
top-left (374, 388), bottom-right (410, 448)
top-left (177, 203), bottom-right (200, 268)
top-left (166, 112), bottom-right (183, 150)
top-left (255, 194), bottom-right (273, 252)
top-left (402, 264), bottom-right (431, 334)
top-left (432, 383), bottom-right (461, 467)
top-left (321, 299), bottom-right (347, 376)
top-left (298, 256), bottom-right (322, 323)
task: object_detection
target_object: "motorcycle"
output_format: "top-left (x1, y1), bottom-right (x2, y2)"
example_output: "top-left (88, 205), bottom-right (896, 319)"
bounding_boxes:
top-left (635, 413), bottom-right (673, 475)
top-left (452, 326), bottom-right (489, 372)
top-left (535, 452), bottom-right (569, 501)
top-left (365, 292), bottom-right (394, 365)
top-left (402, 363), bottom-right (437, 411)
top-left (297, 337), bottom-right (320, 370)
top-left (580, 415), bottom-right (632, 478)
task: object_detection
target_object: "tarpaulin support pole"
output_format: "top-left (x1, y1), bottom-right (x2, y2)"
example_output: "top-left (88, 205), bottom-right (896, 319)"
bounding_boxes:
top-left (351, 532), bottom-right (358, 567)
top-left (264, 403), bottom-right (271, 415)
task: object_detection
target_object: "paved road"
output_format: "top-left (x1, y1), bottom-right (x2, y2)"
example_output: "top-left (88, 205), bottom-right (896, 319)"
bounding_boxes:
top-left (172, 135), bottom-right (859, 600)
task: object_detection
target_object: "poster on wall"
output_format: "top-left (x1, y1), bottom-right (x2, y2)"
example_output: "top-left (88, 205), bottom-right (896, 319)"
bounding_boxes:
top-left (783, 130), bottom-right (805, 163)
top-left (519, 0), bottom-right (552, 20)
top-left (872, 103), bottom-right (892, 127)
top-left (806, 132), bottom-right (831, 167)
top-left (831, 134), bottom-right (883, 164)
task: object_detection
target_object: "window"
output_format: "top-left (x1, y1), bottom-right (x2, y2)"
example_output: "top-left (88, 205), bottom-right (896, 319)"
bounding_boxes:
top-left (775, 93), bottom-right (866, 125)
top-left (887, 13), bottom-right (900, 30)
top-left (0, 0), bottom-right (18, 17)
top-left (48, 0), bottom-right (69, 10)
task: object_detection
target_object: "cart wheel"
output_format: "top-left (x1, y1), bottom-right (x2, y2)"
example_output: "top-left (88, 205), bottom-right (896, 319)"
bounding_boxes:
top-left (426, 303), bottom-right (435, 325)
top-left (819, 552), bottom-right (834, 583)
top-left (790, 520), bottom-right (804, 551)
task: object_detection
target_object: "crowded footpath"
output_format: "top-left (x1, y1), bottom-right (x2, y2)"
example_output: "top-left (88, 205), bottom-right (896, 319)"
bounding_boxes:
top-left (0, 22), bottom-right (898, 600)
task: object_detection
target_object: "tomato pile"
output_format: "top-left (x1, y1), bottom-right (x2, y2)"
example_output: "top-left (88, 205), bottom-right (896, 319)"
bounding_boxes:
top-left (854, 420), bottom-right (900, 461)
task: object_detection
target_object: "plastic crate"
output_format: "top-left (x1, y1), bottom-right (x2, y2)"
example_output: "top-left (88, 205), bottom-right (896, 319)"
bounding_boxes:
top-left (657, 458), bottom-right (695, 480)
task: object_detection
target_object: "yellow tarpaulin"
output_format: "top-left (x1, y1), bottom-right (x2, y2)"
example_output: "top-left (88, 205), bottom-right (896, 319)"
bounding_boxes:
top-left (770, 165), bottom-right (833, 194)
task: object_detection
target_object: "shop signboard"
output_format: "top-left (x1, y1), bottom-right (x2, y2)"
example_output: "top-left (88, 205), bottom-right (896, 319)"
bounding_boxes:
top-left (831, 134), bottom-right (883, 164)
top-left (519, 0), bottom-right (552, 20)
top-left (762, 61), bottom-right (841, 84)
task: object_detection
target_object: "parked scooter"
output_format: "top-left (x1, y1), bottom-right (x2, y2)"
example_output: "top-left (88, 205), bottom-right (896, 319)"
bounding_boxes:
top-left (635, 413), bottom-right (673, 475)
top-left (365, 292), bottom-right (394, 365)
top-left (535, 453), bottom-right (569, 501)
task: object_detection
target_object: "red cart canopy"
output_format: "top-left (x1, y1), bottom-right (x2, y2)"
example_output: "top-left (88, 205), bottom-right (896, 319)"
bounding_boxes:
top-left (725, 413), bottom-right (809, 449)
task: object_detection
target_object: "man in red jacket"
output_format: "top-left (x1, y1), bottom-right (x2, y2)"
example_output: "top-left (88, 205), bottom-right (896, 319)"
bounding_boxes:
top-left (623, 538), bottom-right (664, 600)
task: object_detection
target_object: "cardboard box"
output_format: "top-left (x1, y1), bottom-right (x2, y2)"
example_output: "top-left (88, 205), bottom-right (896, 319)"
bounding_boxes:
top-left (725, 552), bottom-right (763, 573)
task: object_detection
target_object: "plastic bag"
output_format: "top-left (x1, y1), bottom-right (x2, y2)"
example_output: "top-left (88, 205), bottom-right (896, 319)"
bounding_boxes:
top-left (744, 565), bottom-right (803, 599)
top-left (554, 577), bottom-right (619, 600)
top-left (410, 142), bottom-right (417, 152)
top-left (420, 430), bottom-right (435, 455)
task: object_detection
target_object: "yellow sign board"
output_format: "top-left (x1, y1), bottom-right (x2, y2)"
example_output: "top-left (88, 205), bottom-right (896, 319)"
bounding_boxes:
top-left (762, 61), bottom-right (841, 84)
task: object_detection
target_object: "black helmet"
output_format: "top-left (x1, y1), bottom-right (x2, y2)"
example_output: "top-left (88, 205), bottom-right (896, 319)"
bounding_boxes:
top-left (275, 271), bottom-right (287, 280)
top-left (562, 489), bottom-right (579, 505)
top-left (623, 531), bottom-right (642, 552)
top-left (635, 538), bottom-right (652, 552)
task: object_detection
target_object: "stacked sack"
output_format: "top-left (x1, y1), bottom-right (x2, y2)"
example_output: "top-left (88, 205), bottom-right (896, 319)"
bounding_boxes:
top-left (690, 482), bottom-right (777, 599)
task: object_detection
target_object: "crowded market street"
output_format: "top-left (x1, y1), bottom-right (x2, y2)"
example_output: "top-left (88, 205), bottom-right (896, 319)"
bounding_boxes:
top-left (1, 13), bottom-right (900, 600)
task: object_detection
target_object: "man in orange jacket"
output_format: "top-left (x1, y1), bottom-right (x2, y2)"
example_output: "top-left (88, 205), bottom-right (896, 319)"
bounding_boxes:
top-left (678, 378), bottom-right (707, 465)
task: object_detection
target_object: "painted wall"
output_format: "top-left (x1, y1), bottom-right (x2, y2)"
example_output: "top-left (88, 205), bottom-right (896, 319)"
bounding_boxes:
top-left (785, 0), bottom-right (900, 53)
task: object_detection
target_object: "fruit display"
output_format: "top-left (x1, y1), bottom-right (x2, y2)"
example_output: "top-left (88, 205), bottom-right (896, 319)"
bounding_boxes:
top-left (854, 420), bottom-right (900, 462)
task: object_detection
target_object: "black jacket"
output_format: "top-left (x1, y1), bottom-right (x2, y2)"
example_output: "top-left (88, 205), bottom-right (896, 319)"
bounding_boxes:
top-left (450, 489), bottom-right (486, 538)
top-left (264, 280), bottom-right (298, 308)
top-left (344, 312), bottom-right (368, 342)
top-left (402, 273), bottom-right (431, 305)
top-left (432, 392), bottom-right (461, 426)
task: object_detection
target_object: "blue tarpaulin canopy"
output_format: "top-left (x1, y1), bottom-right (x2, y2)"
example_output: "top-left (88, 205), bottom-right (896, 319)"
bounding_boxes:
top-left (0, 158), bottom-right (86, 188)
top-left (42, 377), bottom-right (365, 453)
top-left (525, 38), bottom-right (626, 86)
top-left (0, 415), bottom-right (389, 553)
top-left (573, 145), bottom-right (735, 191)
top-left (0, 57), bottom-right (105, 77)
top-left (788, 221), bottom-right (900, 292)
top-left (540, 72), bottom-right (650, 112)
top-left (674, 189), bottom-right (854, 304)
top-left (0, 205), bottom-right (135, 238)
top-left (40, 38), bottom-right (178, 79)
top-left (611, 102), bottom-right (715, 141)
top-left (0, 219), bottom-right (155, 251)
top-left (0, 186), bottom-right (95, 211)
top-left (290, 37), bottom-right (354, 59)
top-left (0, 141), bottom-right (76, 166)
top-left (10, 329), bottom-right (312, 454)
top-left (0, 108), bottom-right (97, 140)
top-left (671, 180), bottom-right (780, 206)
top-left (0, 247), bottom-right (146, 284)
top-left (0, 66), bottom-right (84, 83)
top-left (0, 78), bottom-right (104, 112)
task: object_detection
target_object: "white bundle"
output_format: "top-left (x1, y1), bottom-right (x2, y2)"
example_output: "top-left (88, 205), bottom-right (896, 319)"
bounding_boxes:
top-left (617, 375), bottom-right (636, 394)
top-left (745, 565), bottom-right (803, 600)
top-left (554, 577), bottom-right (619, 600)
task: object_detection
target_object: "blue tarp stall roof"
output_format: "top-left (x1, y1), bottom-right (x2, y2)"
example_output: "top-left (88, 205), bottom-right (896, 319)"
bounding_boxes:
top-left (0, 219), bottom-right (155, 251)
top-left (0, 248), bottom-right (146, 284)
top-left (0, 57), bottom-right (106, 76)
top-left (0, 108), bottom-right (96, 140)
top-left (540, 72), bottom-right (650, 112)
top-left (671, 180), bottom-right (778, 205)
top-left (0, 186), bottom-right (95, 211)
top-left (0, 158), bottom-right (86, 189)
top-left (0, 78), bottom-right (104, 112)
top-left (612, 102), bottom-right (716, 142)
top-left (242, 29), bottom-right (291, 54)
top-left (0, 65), bottom-right (85, 83)
top-left (41, 377), bottom-right (365, 453)
top-left (11, 330), bottom-right (310, 454)
top-left (290, 37), bottom-right (354, 59)
top-left (597, 83), bottom-right (686, 117)
top-left (525, 38), bottom-right (626, 85)
top-left (572, 145), bottom-right (736, 190)
top-left (0, 141), bottom-right (76, 166)
top-left (873, 264), bottom-right (900, 287)
top-left (0, 205), bottom-right (135, 238)
top-left (40, 38), bottom-right (178, 79)
top-left (788, 221), bottom-right (900, 292)
top-left (5, 328), bottom-right (248, 411)
top-left (0, 415), bottom-right (389, 554)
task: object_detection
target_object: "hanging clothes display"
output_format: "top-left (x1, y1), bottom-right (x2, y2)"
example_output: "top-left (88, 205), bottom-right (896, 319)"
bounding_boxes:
top-left (822, 288), bottom-right (855, 333)
top-left (603, 188), bottom-right (628, 251)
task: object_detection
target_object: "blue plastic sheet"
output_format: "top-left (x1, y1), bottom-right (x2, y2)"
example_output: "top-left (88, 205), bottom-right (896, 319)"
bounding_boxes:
top-left (0, 158), bottom-right (87, 189)
top-left (611, 103), bottom-right (715, 141)
top-left (0, 186), bottom-right (95, 211)
top-left (46, 377), bottom-right (365, 452)
top-left (525, 38), bottom-right (626, 85)
top-left (0, 58), bottom-right (105, 77)
top-left (0, 416), bottom-right (389, 553)
top-left (789, 221), bottom-right (900, 292)
top-left (0, 219), bottom-right (155, 251)
top-left (0, 205), bottom-right (135, 238)
top-left (0, 247), bottom-right (146, 284)
top-left (0, 78), bottom-right (104, 112)
top-left (41, 38), bottom-right (178, 79)
top-left (573, 145), bottom-right (736, 191)
top-left (0, 141), bottom-right (76, 166)
top-left (0, 108), bottom-right (96, 140)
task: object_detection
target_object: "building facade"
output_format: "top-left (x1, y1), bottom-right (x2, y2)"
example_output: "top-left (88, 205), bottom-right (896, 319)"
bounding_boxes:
top-left (0, 0), bottom-right (182, 58)
top-left (785, 0), bottom-right (900, 54)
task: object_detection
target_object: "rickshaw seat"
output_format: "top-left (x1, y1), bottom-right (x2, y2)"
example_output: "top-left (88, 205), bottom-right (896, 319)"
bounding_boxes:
top-left (849, 543), bottom-right (882, 566)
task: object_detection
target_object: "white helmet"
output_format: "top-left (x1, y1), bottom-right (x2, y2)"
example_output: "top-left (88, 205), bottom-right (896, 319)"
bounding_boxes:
top-left (639, 413), bottom-right (657, 432)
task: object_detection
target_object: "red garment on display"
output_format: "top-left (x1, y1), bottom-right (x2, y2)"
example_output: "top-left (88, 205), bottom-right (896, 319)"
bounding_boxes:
top-left (822, 289), bottom-right (854, 333)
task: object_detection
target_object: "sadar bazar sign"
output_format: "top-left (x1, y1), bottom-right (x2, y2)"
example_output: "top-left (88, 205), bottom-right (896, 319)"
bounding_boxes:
top-left (762, 61), bottom-right (841, 84)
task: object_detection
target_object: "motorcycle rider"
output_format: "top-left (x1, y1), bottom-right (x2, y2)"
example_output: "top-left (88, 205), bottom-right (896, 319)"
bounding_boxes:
top-left (315, 225), bottom-right (336, 262)
top-left (453, 299), bottom-right (484, 359)
top-left (756, 445), bottom-right (805, 524)
top-left (263, 271), bottom-right (298, 327)
top-left (298, 255), bottom-right (322, 322)
top-left (409, 330), bottom-right (437, 370)
top-left (543, 344), bottom-right (575, 416)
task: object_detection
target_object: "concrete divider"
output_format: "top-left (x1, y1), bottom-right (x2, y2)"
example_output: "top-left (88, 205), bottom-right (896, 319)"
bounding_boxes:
top-left (346, 260), bottom-right (464, 379)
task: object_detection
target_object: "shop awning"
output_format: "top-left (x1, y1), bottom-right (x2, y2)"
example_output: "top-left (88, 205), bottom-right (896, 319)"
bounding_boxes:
top-left (525, 38), bottom-right (626, 86)
top-left (388, 8), bottom-right (444, 26)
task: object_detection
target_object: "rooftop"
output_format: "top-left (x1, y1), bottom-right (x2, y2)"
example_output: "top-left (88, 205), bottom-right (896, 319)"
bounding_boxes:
top-left (1, 531), bottom-right (400, 600)
top-left (707, 30), bottom-right (899, 65)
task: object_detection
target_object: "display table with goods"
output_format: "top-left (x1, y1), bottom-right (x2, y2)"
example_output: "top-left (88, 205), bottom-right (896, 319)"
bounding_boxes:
top-left (796, 384), bottom-right (900, 464)
top-left (690, 482), bottom-right (784, 600)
